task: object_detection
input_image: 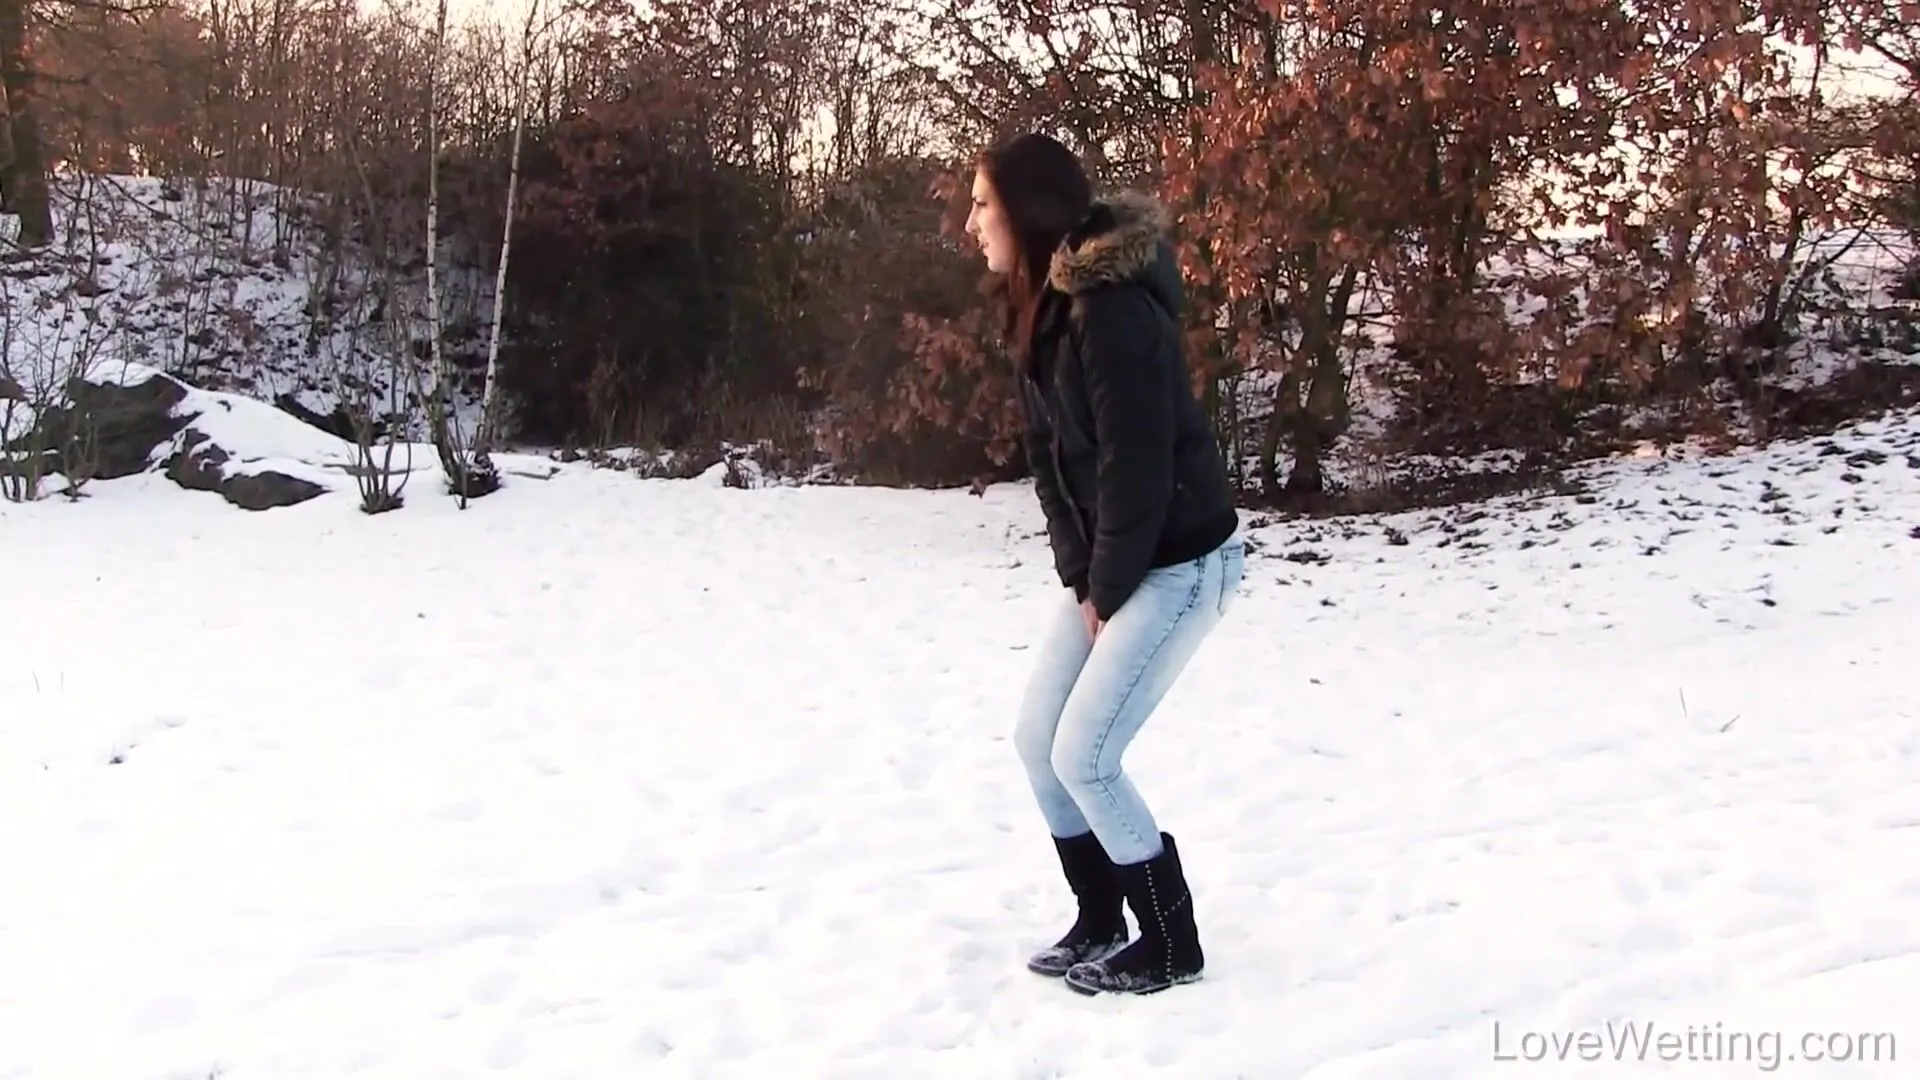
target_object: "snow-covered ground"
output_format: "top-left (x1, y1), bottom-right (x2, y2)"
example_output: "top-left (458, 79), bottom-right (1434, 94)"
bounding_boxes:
top-left (3, 409), bottom-right (1918, 1078)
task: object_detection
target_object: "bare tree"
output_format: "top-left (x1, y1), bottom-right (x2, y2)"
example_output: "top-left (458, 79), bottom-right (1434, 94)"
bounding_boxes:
top-left (470, 0), bottom-right (553, 468)
top-left (0, 177), bottom-right (118, 501)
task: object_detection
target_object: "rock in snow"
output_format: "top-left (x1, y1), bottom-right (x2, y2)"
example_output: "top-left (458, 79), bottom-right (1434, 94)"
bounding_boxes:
top-left (165, 428), bottom-right (329, 511)
top-left (8, 363), bottom-right (360, 510)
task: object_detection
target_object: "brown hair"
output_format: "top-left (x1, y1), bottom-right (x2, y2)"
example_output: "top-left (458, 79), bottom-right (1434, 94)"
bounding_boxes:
top-left (975, 133), bottom-right (1093, 366)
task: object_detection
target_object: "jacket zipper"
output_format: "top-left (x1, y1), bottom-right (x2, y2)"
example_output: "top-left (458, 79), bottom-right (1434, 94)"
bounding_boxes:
top-left (1052, 433), bottom-right (1090, 548)
top-left (1029, 371), bottom-right (1091, 549)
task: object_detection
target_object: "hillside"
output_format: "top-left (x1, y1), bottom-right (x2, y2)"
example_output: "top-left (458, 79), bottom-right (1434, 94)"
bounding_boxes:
top-left (1, 174), bottom-right (492, 445)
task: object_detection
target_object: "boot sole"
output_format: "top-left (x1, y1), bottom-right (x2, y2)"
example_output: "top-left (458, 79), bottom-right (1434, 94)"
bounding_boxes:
top-left (1063, 968), bottom-right (1203, 996)
top-left (1026, 938), bottom-right (1128, 978)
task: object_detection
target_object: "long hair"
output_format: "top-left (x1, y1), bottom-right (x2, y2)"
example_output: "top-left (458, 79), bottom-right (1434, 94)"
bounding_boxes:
top-left (975, 134), bottom-right (1092, 367)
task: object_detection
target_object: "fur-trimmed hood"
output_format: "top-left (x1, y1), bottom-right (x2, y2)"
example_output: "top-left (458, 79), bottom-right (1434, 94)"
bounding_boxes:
top-left (1047, 191), bottom-right (1173, 295)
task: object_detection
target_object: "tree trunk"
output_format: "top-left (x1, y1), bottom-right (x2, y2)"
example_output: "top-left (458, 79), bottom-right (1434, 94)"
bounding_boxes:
top-left (0, 0), bottom-right (53, 247)
top-left (474, 0), bottom-right (542, 463)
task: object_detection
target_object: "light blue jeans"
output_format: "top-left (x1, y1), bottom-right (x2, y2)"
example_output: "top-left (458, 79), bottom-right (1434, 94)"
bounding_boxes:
top-left (1013, 535), bottom-right (1245, 866)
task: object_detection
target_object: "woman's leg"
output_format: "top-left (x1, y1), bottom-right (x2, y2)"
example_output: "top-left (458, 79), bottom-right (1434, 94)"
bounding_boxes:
top-left (1012, 588), bottom-right (1132, 975)
top-left (1049, 539), bottom-right (1241, 864)
top-left (1011, 589), bottom-right (1099, 838)
top-left (1052, 536), bottom-right (1245, 995)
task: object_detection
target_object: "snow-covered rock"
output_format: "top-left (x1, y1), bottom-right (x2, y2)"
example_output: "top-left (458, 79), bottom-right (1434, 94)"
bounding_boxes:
top-left (4, 360), bottom-right (557, 510)
top-left (0, 173), bottom-right (554, 508)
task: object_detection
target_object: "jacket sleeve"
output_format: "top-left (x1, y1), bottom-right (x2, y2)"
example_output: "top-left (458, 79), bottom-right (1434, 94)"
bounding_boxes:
top-left (1076, 289), bottom-right (1176, 621)
top-left (1021, 383), bottom-right (1091, 597)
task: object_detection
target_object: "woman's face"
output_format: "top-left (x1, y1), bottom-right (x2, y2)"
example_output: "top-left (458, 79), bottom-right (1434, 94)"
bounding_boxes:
top-left (965, 168), bottom-right (1015, 275)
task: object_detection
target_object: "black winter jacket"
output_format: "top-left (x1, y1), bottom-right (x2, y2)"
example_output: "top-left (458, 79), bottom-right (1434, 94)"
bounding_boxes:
top-left (1018, 192), bottom-right (1240, 621)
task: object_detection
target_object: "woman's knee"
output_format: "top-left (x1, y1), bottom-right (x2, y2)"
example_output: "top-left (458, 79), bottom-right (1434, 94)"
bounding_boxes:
top-left (1012, 707), bottom-right (1060, 774)
top-left (1048, 727), bottom-right (1113, 790)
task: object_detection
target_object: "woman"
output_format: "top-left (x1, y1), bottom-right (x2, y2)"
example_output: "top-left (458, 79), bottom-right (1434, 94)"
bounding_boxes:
top-left (965, 132), bottom-right (1245, 996)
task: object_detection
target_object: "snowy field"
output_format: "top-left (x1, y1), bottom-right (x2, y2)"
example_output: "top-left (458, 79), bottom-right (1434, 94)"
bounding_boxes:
top-left (4, 411), bottom-right (1919, 1079)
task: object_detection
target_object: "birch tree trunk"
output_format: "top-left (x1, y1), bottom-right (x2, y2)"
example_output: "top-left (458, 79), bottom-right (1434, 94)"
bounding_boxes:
top-left (420, 0), bottom-right (497, 503)
top-left (472, 0), bottom-right (544, 464)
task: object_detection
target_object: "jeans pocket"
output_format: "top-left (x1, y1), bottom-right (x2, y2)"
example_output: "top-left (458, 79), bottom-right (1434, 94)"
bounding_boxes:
top-left (1216, 541), bottom-right (1245, 616)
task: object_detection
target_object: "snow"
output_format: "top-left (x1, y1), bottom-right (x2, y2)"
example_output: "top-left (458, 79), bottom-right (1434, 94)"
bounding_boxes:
top-left (68, 357), bottom-right (556, 502)
top-left (0, 174), bottom-right (491, 447)
top-left (3, 410), bottom-right (1919, 1079)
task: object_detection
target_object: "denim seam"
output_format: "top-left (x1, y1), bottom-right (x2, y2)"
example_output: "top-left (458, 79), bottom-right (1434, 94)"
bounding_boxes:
top-left (1217, 546), bottom-right (1240, 615)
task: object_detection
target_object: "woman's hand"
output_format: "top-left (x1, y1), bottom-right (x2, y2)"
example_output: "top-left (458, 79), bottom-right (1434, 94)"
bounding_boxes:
top-left (1081, 599), bottom-right (1105, 642)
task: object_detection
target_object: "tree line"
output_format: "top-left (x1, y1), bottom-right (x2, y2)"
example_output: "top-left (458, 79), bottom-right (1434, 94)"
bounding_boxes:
top-left (2, 0), bottom-right (1916, 506)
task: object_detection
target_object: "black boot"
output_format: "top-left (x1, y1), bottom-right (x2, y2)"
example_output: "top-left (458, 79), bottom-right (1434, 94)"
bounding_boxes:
top-left (1063, 832), bottom-right (1203, 995)
top-left (1026, 831), bottom-right (1130, 977)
